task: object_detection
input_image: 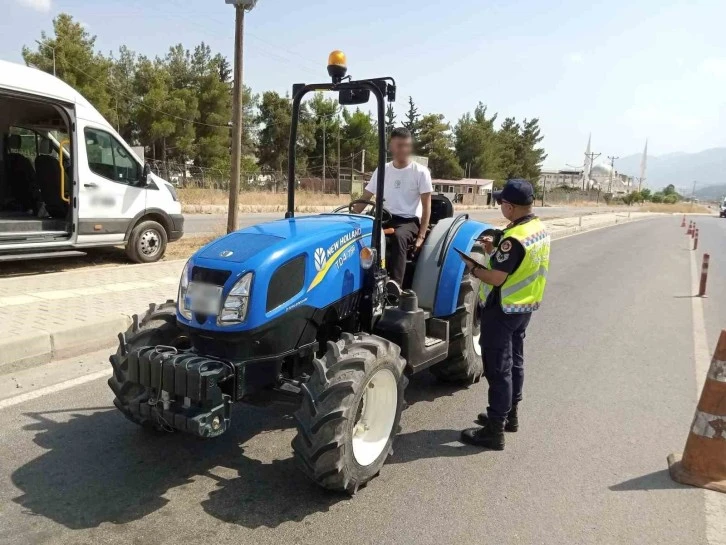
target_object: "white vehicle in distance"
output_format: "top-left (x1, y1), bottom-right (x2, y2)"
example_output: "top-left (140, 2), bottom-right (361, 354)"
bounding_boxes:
top-left (0, 60), bottom-right (183, 263)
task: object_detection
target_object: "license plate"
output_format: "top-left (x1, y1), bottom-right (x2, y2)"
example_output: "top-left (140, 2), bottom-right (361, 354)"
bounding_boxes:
top-left (185, 282), bottom-right (223, 315)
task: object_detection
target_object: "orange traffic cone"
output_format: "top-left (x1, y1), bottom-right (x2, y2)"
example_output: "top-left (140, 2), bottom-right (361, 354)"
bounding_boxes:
top-left (668, 330), bottom-right (726, 493)
top-left (681, 215), bottom-right (686, 228)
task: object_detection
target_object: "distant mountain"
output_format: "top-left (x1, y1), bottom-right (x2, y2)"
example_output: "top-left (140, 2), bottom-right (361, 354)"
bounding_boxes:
top-left (694, 184), bottom-right (726, 201)
top-left (616, 148), bottom-right (726, 193)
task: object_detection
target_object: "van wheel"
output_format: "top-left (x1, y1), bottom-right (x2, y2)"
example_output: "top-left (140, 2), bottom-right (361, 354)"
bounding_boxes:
top-left (126, 220), bottom-right (167, 263)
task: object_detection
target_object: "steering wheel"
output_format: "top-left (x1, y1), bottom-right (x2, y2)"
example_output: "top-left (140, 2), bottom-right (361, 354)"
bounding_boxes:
top-left (332, 199), bottom-right (393, 223)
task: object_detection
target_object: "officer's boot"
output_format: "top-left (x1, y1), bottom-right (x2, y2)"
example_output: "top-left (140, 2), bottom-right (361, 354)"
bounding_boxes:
top-left (460, 418), bottom-right (506, 450)
top-left (476, 403), bottom-right (519, 432)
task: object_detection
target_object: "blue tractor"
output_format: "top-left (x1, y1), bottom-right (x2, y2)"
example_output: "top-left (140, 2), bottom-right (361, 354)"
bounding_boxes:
top-left (108, 52), bottom-right (492, 493)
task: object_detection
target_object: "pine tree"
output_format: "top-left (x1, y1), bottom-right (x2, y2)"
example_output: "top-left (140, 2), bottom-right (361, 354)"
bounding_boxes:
top-left (385, 103), bottom-right (396, 140)
top-left (403, 96), bottom-right (420, 139)
top-left (417, 114), bottom-right (463, 179)
top-left (22, 14), bottom-right (113, 120)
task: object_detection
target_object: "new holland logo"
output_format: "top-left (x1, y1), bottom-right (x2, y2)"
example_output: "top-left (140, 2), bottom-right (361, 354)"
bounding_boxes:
top-left (314, 248), bottom-right (326, 272)
top-left (220, 250), bottom-right (234, 258)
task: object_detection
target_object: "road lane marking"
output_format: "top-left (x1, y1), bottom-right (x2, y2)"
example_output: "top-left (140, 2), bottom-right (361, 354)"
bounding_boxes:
top-left (689, 249), bottom-right (726, 545)
top-left (0, 369), bottom-right (111, 410)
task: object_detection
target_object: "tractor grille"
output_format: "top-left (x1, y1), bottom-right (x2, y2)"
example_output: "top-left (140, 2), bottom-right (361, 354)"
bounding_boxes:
top-left (192, 266), bottom-right (231, 286)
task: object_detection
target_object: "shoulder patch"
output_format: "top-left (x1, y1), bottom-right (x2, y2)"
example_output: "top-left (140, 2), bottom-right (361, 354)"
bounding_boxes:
top-left (500, 240), bottom-right (512, 252)
top-left (496, 252), bottom-right (509, 263)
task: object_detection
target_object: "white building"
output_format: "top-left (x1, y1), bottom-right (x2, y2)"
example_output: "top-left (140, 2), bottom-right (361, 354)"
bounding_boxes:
top-left (539, 169), bottom-right (585, 189)
top-left (590, 165), bottom-right (634, 195)
top-left (432, 178), bottom-right (494, 204)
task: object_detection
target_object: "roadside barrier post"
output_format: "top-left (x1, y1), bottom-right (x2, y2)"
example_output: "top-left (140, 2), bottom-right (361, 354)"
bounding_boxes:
top-left (681, 215), bottom-right (686, 228)
top-left (698, 253), bottom-right (710, 297)
top-left (691, 223), bottom-right (697, 239)
top-left (694, 229), bottom-right (699, 251)
top-left (687, 221), bottom-right (693, 235)
top-left (668, 327), bottom-right (726, 493)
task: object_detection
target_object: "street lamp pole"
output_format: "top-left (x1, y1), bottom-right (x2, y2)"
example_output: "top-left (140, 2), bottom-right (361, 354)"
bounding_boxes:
top-left (35, 40), bottom-right (55, 77)
top-left (225, 0), bottom-right (258, 234)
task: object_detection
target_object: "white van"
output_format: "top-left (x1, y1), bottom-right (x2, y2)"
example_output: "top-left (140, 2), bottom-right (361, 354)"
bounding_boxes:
top-left (0, 60), bottom-right (183, 263)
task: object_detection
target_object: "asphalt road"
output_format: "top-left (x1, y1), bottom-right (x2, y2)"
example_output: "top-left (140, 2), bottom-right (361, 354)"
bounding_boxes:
top-left (0, 216), bottom-right (723, 545)
top-left (184, 205), bottom-right (627, 235)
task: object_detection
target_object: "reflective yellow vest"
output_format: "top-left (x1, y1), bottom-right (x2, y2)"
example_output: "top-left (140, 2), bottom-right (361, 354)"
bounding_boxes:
top-left (479, 218), bottom-right (550, 314)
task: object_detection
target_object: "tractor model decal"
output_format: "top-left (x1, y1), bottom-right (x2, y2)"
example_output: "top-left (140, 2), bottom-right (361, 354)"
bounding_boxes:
top-left (326, 227), bottom-right (362, 259)
top-left (308, 231), bottom-right (368, 292)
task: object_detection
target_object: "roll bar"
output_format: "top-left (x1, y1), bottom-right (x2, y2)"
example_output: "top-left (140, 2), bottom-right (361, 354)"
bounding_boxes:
top-left (286, 78), bottom-right (394, 266)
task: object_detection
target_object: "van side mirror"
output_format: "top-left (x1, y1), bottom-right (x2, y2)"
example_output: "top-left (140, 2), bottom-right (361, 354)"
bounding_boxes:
top-left (141, 163), bottom-right (152, 183)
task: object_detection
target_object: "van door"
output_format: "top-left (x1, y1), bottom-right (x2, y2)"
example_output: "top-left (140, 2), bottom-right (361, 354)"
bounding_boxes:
top-left (76, 123), bottom-right (146, 244)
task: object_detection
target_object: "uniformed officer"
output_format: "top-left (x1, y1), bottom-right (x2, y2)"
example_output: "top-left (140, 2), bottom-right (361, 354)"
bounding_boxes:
top-left (460, 179), bottom-right (550, 450)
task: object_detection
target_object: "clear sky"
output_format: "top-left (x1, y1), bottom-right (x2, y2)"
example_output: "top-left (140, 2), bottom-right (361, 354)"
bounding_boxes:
top-left (2, 0), bottom-right (725, 168)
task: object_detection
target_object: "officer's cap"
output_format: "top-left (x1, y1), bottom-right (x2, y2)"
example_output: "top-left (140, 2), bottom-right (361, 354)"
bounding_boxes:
top-left (493, 179), bottom-right (535, 206)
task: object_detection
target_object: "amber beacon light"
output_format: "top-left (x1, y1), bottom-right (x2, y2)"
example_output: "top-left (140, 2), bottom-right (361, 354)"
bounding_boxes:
top-left (327, 50), bottom-right (348, 82)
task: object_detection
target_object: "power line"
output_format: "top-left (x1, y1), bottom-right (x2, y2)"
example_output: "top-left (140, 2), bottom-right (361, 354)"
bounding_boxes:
top-left (55, 54), bottom-right (381, 145)
top-left (128, 0), bottom-right (322, 77)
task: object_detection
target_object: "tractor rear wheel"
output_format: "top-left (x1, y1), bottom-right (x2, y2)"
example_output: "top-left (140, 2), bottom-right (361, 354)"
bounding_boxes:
top-left (431, 248), bottom-right (485, 384)
top-left (108, 300), bottom-right (189, 430)
top-left (292, 333), bottom-right (407, 494)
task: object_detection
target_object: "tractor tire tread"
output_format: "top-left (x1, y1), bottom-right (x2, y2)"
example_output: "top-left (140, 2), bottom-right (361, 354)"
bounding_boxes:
top-left (292, 333), bottom-right (407, 494)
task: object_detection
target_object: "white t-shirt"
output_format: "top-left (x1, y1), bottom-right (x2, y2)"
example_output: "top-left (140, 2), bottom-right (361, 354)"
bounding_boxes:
top-left (365, 161), bottom-right (433, 219)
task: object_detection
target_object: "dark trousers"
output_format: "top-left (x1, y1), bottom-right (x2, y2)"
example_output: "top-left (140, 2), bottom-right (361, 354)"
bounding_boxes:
top-left (386, 216), bottom-right (419, 285)
top-left (479, 304), bottom-right (532, 420)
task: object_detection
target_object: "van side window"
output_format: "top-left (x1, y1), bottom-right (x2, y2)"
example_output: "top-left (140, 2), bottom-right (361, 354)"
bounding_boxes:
top-left (84, 127), bottom-right (140, 184)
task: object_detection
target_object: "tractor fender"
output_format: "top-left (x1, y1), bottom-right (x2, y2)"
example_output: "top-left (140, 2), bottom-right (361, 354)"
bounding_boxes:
top-left (412, 216), bottom-right (491, 317)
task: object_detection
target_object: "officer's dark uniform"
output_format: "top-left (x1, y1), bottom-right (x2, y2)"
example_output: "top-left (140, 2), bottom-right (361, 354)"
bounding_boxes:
top-left (461, 179), bottom-right (550, 450)
top-left (479, 215), bottom-right (534, 422)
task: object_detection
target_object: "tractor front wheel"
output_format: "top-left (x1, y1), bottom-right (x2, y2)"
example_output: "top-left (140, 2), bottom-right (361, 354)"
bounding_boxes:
top-left (292, 333), bottom-right (407, 494)
top-left (108, 300), bottom-right (189, 430)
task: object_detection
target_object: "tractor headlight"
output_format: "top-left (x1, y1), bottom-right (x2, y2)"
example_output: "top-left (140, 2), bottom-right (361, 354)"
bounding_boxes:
top-left (360, 246), bottom-right (376, 270)
top-left (219, 272), bottom-right (253, 324)
top-left (178, 259), bottom-right (192, 320)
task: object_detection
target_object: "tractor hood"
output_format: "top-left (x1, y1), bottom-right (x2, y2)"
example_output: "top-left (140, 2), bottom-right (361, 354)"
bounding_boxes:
top-left (195, 214), bottom-right (373, 266)
top-left (178, 213), bottom-right (375, 334)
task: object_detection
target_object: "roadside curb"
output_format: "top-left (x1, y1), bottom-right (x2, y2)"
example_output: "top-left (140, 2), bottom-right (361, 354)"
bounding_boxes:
top-left (0, 314), bottom-right (131, 373)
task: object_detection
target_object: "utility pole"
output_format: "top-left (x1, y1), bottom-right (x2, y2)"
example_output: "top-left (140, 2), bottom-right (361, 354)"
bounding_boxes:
top-left (225, 0), bottom-right (258, 234)
top-left (607, 155), bottom-right (618, 194)
top-left (351, 153), bottom-right (355, 197)
top-left (691, 180), bottom-right (697, 210)
top-left (583, 151), bottom-right (601, 190)
top-left (361, 149), bottom-right (366, 172)
top-left (322, 122), bottom-right (326, 194)
top-left (35, 40), bottom-right (55, 77)
top-left (336, 129), bottom-right (341, 196)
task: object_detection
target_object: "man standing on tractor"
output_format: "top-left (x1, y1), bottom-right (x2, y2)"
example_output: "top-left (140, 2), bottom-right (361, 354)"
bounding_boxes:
top-left (460, 179), bottom-right (551, 450)
top-left (356, 127), bottom-right (433, 297)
